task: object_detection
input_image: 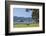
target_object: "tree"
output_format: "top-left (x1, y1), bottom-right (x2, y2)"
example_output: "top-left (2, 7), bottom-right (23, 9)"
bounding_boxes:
top-left (32, 9), bottom-right (39, 23)
top-left (26, 9), bottom-right (39, 23)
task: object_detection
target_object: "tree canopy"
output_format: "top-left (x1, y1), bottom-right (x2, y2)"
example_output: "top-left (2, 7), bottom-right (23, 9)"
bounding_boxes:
top-left (26, 9), bottom-right (39, 23)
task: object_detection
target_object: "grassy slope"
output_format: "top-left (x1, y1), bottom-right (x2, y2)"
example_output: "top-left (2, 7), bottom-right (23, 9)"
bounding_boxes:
top-left (14, 23), bottom-right (39, 28)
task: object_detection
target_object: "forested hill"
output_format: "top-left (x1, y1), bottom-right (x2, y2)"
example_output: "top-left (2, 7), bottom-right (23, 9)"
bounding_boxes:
top-left (13, 16), bottom-right (32, 22)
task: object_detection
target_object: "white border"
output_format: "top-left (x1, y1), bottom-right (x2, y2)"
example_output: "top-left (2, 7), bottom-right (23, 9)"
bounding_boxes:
top-left (9, 5), bottom-right (43, 33)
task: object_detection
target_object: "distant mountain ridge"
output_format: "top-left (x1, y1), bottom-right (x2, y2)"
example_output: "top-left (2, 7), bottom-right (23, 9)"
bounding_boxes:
top-left (13, 16), bottom-right (32, 22)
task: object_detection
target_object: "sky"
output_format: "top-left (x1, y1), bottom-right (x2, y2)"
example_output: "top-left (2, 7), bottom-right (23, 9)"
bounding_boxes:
top-left (13, 8), bottom-right (32, 18)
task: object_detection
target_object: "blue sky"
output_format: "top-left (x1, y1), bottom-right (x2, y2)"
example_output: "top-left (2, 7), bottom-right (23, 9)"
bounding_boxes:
top-left (13, 8), bottom-right (32, 18)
